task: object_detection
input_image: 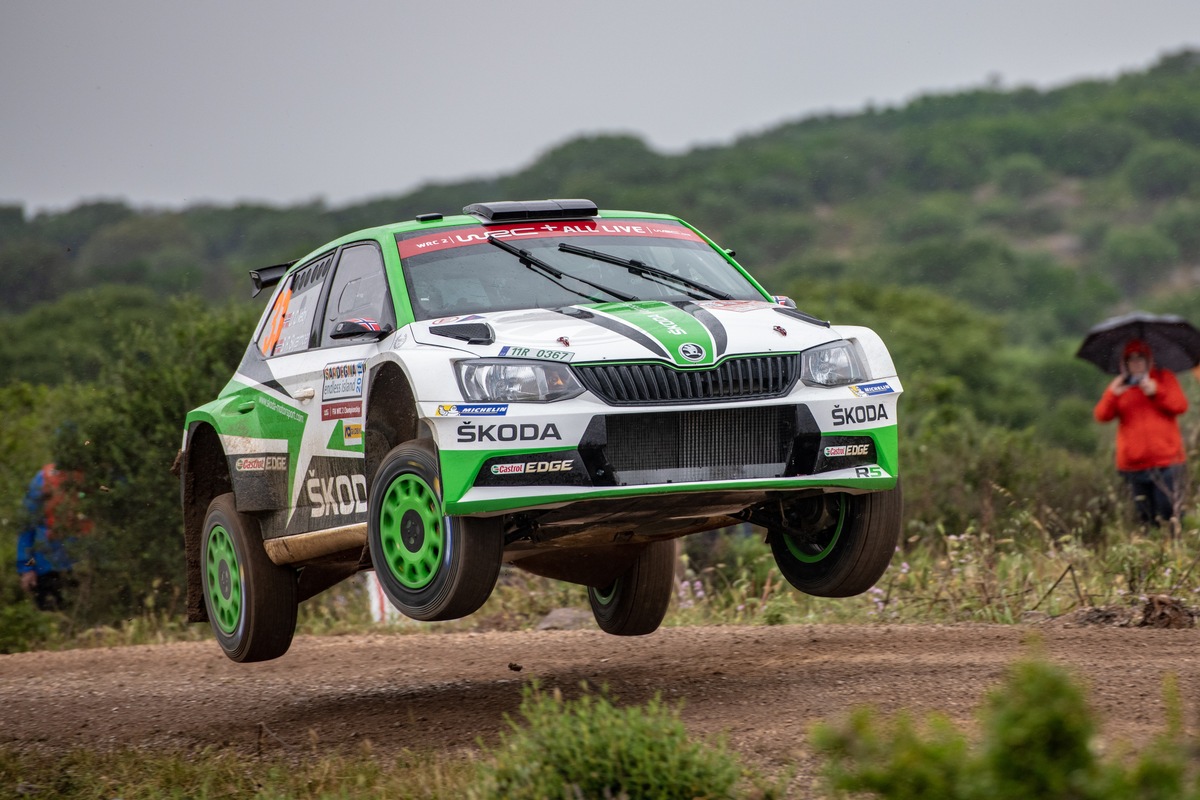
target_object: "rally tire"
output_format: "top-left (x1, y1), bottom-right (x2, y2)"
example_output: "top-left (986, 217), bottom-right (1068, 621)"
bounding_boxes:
top-left (368, 443), bottom-right (502, 621)
top-left (587, 539), bottom-right (677, 636)
top-left (769, 484), bottom-right (902, 598)
top-left (201, 493), bottom-right (298, 662)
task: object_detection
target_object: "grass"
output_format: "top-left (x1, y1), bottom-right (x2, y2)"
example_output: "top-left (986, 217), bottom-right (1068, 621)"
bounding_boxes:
top-left (9, 507), bottom-right (1200, 655)
top-left (6, 504), bottom-right (1200, 798)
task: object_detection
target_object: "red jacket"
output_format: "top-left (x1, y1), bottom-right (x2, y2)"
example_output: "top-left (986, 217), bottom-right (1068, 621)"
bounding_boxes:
top-left (1094, 368), bottom-right (1188, 471)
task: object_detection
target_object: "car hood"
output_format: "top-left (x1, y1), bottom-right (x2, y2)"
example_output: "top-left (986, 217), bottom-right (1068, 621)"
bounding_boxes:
top-left (409, 299), bottom-right (841, 366)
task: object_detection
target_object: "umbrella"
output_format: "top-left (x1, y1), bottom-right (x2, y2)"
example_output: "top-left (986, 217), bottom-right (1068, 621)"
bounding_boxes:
top-left (1076, 311), bottom-right (1200, 374)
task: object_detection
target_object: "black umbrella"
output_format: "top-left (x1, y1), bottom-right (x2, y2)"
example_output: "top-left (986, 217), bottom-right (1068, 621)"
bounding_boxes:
top-left (1076, 311), bottom-right (1200, 374)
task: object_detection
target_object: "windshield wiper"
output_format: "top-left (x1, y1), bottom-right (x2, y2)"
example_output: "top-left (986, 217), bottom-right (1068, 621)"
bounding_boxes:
top-left (487, 236), bottom-right (637, 303)
top-left (557, 243), bottom-right (733, 301)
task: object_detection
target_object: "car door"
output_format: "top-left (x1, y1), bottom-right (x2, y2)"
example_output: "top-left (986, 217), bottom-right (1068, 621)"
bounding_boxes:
top-left (256, 242), bottom-right (394, 537)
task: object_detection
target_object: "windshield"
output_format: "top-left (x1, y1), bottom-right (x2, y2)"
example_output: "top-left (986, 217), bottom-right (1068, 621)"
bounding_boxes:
top-left (397, 219), bottom-right (764, 320)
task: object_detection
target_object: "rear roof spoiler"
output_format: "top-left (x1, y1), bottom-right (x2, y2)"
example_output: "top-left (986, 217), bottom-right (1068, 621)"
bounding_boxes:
top-left (249, 261), bottom-right (296, 297)
top-left (463, 199), bottom-right (598, 223)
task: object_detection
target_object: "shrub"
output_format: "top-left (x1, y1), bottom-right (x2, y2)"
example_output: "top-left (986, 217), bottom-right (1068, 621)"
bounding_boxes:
top-left (470, 683), bottom-right (747, 800)
top-left (1097, 226), bottom-right (1180, 294)
top-left (993, 154), bottom-right (1053, 198)
top-left (812, 657), bottom-right (1200, 799)
top-left (1155, 201), bottom-right (1200, 261)
top-left (1125, 141), bottom-right (1200, 199)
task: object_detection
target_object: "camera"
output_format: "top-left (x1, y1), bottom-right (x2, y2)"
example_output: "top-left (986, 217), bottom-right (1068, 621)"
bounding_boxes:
top-left (1124, 373), bottom-right (1142, 386)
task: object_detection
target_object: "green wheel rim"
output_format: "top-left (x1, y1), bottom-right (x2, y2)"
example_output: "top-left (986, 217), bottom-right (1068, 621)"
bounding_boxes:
top-left (205, 524), bottom-right (241, 635)
top-left (784, 496), bottom-right (847, 564)
top-left (379, 473), bottom-right (444, 590)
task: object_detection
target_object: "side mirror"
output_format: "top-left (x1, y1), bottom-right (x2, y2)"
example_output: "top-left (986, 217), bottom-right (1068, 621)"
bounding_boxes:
top-left (331, 318), bottom-right (392, 340)
top-left (773, 295), bottom-right (798, 309)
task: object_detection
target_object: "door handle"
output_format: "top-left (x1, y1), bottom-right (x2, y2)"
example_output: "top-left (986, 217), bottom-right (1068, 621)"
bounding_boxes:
top-left (294, 387), bottom-right (316, 402)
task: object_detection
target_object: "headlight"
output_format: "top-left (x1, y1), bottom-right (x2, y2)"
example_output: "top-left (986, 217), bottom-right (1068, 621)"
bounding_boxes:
top-left (456, 359), bottom-right (584, 402)
top-left (801, 341), bottom-right (866, 387)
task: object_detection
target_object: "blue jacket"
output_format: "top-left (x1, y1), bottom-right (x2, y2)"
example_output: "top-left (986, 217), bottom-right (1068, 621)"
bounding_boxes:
top-left (16, 468), bottom-right (73, 576)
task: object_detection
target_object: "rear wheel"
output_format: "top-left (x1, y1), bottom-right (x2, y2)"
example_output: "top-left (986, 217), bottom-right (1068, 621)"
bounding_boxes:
top-left (368, 443), bottom-right (502, 621)
top-left (768, 485), bottom-right (902, 598)
top-left (588, 539), bottom-right (677, 636)
top-left (201, 494), bottom-right (297, 662)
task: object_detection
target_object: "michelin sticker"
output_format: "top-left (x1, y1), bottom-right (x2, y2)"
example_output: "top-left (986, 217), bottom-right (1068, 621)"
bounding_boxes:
top-left (436, 404), bottom-right (510, 417)
top-left (850, 381), bottom-right (895, 397)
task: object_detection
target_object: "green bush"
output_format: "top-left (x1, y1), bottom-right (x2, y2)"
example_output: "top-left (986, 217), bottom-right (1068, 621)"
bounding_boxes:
top-left (1125, 141), bottom-right (1200, 199)
top-left (470, 683), bottom-right (748, 800)
top-left (1155, 201), bottom-right (1200, 261)
top-left (813, 657), bottom-right (1200, 799)
top-left (51, 298), bottom-right (260, 623)
top-left (1097, 226), bottom-right (1181, 294)
top-left (993, 154), bottom-right (1053, 198)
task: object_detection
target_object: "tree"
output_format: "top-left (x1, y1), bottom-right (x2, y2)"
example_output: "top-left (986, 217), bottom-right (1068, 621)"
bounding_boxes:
top-left (1124, 140), bottom-right (1200, 199)
top-left (0, 239), bottom-right (72, 314)
top-left (52, 299), bottom-right (260, 622)
top-left (1097, 227), bottom-right (1180, 294)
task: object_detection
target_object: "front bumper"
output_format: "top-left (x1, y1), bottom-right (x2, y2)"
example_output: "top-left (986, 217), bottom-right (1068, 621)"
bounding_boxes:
top-left (427, 383), bottom-right (901, 516)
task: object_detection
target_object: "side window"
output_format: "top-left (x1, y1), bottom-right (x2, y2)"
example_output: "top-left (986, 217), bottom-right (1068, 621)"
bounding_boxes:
top-left (258, 253), bottom-right (334, 357)
top-left (320, 243), bottom-right (394, 347)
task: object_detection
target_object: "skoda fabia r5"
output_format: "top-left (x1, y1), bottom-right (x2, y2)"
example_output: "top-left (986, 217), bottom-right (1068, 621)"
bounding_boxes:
top-left (178, 199), bottom-right (902, 661)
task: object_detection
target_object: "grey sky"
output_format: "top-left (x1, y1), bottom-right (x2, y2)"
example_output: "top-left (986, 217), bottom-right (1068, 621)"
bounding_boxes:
top-left (3, 1), bottom-right (1199, 215)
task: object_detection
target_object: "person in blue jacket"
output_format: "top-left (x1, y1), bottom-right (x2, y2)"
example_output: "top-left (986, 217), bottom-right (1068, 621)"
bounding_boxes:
top-left (17, 464), bottom-right (80, 611)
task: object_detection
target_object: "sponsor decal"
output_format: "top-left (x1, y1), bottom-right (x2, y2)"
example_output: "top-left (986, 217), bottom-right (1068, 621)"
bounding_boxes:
top-left (306, 471), bottom-right (368, 518)
top-left (259, 394), bottom-right (305, 424)
top-left (832, 403), bottom-right (890, 427)
top-left (431, 314), bottom-right (484, 324)
top-left (436, 403), bottom-right (510, 417)
top-left (392, 329), bottom-right (409, 348)
top-left (850, 381), bottom-right (895, 397)
top-left (236, 455), bottom-right (287, 472)
top-left (398, 221), bottom-right (701, 259)
top-left (678, 342), bottom-right (706, 362)
top-left (322, 400), bottom-right (362, 421)
top-left (498, 345), bottom-right (574, 362)
top-left (456, 421), bottom-right (563, 443)
top-left (823, 444), bottom-right (872, 458)
top-left (343, 423), bottom-right (363, 447)
top-left (699, 300), bottom-right (773, 313)
top-left (855, 466), bottom-right (887, 478)
top-left (490, 459), bottom-right (575, 476)
top-left (322, 360), bottom-right (365, 400)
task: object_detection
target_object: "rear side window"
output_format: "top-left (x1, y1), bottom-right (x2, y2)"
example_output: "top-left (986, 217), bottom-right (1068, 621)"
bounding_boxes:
top-left (258, 253), bottom-right (334, 357)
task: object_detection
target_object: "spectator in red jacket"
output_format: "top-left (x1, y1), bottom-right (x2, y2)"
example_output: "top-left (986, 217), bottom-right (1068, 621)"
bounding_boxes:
top-left (1094, 339), bottom-right (1189, 526)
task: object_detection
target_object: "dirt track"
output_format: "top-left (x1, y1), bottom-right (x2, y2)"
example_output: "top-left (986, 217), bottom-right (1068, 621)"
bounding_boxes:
top-left (3, 623), bottom-right (1199, 783)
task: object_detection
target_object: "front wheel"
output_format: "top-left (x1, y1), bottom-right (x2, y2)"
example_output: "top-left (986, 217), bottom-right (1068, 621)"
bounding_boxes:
top-left (768, 484), bottom-right (902, 598)
top-left (368, 443), bottom-right (502, 621)
top-left (588, 539), bottom-right (677, 636)
top-left (201, 493), bottom-right (298, 662)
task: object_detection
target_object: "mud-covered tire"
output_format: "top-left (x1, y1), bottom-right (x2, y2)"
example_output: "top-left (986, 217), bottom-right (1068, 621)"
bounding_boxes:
top-left (769, 484), bottom-right (902, 598)
top-left (201, 493), bottom-right (298, 662)
top-left (367, 443), bottom-right (502, 621)
top-left (587, 539), bottom-right (677, 636)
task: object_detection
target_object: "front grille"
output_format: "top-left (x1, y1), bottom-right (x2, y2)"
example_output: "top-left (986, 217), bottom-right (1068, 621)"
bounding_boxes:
top-left (603, 406), bottom-right (792, 483)
top-left (574, 354), bottom-right (800, 405)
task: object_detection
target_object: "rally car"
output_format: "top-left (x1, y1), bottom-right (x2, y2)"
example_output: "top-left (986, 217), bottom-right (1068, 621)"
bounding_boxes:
top-left (178, 199), bottom-right (902, 661)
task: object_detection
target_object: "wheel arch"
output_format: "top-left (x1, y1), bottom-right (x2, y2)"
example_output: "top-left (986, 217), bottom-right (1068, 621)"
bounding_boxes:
top-left (365, 360), bottom-right (425, 485)
top-left (180, 422), bottom-right (232, 623)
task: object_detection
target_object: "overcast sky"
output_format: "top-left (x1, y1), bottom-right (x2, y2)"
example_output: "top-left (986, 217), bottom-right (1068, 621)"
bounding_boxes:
top-left (3, 1), bottom-right (1199, 215)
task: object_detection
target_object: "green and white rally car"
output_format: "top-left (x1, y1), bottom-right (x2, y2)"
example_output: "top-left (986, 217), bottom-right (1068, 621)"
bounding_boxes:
top-left (179, 199), bottom-right (902, 661)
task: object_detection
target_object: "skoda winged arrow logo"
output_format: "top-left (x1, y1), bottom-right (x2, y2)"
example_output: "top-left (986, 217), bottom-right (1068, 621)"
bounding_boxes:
top-left (678, 342), bottom-right (706, 362)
